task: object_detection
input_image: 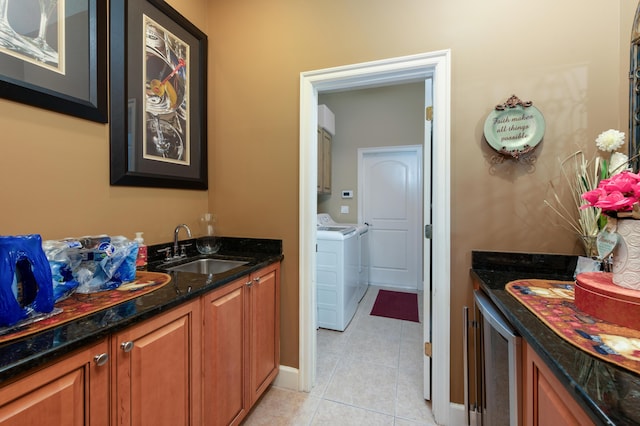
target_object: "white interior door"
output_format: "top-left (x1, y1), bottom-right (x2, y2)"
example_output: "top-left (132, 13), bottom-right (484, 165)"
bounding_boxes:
top-left (359, 146), bottom-right (422, 291)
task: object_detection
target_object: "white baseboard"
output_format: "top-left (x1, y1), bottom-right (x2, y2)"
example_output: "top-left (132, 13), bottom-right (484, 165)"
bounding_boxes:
top-left (273, 365), bottom-right (299, 391)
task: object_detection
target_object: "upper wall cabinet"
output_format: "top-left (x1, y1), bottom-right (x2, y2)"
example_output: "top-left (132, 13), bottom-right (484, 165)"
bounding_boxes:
top-left (318, 105), bottom-right (335, 195)
top-left (318, 128), bottom-right (332, 194)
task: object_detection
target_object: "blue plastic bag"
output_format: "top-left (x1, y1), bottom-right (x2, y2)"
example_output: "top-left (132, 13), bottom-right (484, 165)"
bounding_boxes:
top-left (0, 235), bottom-right (54, 327)
top-left (43, 235), bottom-right (138, 294)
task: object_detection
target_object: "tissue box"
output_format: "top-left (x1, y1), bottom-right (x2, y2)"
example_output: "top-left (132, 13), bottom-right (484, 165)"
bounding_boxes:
top-left (318, 104), bottom-right (335, 136)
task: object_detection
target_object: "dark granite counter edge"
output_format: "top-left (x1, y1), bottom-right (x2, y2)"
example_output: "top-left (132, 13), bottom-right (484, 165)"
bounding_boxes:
top-left (471, 250), bottom-right (626, 426)
top-left (0, 237), bottom-right (283, 384)
top-left (471, 270), bottom-right (612, 426)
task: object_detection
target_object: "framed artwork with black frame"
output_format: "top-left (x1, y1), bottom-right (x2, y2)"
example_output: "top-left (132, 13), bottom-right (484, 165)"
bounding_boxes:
top-left (110, 0), bottom-right (208, 189)
top-left (0, 0), bottom-right (107, 123)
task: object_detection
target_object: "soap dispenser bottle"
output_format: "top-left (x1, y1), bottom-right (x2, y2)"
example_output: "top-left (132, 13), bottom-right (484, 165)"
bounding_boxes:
top-left (134, 232), bottom-right (147, 269)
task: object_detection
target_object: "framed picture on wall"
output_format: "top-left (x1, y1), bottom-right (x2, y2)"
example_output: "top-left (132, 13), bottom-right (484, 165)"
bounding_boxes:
top-left (0, 0), bottom-right (107, 122)
top-left (109, 0), bottom-right (208, 189)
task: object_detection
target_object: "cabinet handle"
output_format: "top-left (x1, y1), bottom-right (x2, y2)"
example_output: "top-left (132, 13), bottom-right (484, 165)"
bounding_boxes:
top-left (246, 280), bottom-right (253, 287)
top-left (121, 341), bottom-right (134, 353)
top-left (94, 352), bottom-right (109, 367)
top-left (253, 277), bottom-right (261, 284)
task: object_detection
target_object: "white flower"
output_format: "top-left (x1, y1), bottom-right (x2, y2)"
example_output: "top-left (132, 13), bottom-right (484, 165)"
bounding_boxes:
top-left (610, 152), bottom-right (630, 175)
top-left (595, 129), bottom-right (625, 152)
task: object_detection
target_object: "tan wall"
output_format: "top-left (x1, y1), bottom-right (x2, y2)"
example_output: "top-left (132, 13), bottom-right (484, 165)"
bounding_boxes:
top-left (0, 0), bottom-right (210, 243)
top-left (208, 0), bottom-right (636, 404)
top-left (0, 0), bottom-right (636, 406)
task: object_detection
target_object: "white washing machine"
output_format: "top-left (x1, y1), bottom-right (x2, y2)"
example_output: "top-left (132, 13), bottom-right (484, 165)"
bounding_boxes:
top-left (318, 214), bottom-right (369, 302)
top-left (316, 214), bottom-right (369, 331)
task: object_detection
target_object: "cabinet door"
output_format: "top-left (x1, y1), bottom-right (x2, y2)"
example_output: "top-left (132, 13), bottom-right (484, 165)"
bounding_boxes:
top-left (112, 301), bottom-right (201, 426)
top-left (202, 276), bottom-right (249, 426)
top-left (249, 263), bottom-right (280, 405)
top-left (523, 341), bottom-right (594, 426)
top-left (317, 127), bottom-right (323, 193)
top-left (321, 129), bottom-right (332, 193)
top-left (0, 339), bottom-right (109, 426)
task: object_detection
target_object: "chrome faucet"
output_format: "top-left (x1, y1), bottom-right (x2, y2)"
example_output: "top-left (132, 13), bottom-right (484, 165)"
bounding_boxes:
top-left (173, 224), bottom-right (192, 258)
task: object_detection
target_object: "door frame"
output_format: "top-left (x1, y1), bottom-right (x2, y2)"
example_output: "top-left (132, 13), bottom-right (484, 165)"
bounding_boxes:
top-left (298, 50), bottom-right (451, 424)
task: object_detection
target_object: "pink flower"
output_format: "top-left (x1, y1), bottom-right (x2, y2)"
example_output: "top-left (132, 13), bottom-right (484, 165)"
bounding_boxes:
top-left (600, 171), bottom-right (640, 193)
top-left (594, 191), bottom-right (636, 211)
top-left (581, 188), bottom-right (606, 207)
top-left (581, 170), bottom-right (640, 214)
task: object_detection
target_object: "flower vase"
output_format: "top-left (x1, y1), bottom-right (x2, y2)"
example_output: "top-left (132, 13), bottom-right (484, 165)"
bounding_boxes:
top-left (612, 218), bottom-right (640, 290)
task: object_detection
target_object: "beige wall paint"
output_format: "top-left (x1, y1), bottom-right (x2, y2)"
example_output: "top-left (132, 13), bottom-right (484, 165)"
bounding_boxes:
top-left (208, 0), bottom-right (635, 404)
top-left (318, 82), bottom-right (425, 222)
top-left (0, 0), bottom-right (635, 406)
top-left (0, 0), bottom-right (210, 244)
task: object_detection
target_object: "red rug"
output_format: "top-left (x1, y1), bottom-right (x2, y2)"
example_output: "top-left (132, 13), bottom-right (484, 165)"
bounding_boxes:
top-left (370, 290), bottom-right (419, 322)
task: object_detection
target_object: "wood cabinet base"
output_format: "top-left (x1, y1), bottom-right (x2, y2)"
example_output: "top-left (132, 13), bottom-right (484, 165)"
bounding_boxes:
top-left (203, 262), bottom-right (281, 425)
top-left (523, 341), bottom-right (594, 426)
top-left (0, 261), bottom-right (281, 426)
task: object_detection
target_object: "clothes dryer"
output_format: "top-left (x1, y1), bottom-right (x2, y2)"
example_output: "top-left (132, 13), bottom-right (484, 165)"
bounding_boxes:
top-left (316, 224), bottom-right (359, 331)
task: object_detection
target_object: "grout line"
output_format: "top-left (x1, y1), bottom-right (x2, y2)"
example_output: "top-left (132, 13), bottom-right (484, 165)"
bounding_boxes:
top-left (247, 284), bottom-right (434, 425)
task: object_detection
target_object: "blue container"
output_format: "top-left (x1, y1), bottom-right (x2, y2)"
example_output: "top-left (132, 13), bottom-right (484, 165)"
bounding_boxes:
top-left (0, 235), bottom-right (54, 327)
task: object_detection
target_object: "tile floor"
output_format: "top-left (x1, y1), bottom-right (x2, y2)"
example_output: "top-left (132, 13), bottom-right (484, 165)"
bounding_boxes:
top-left (242, 286), bottom-right (438, 425)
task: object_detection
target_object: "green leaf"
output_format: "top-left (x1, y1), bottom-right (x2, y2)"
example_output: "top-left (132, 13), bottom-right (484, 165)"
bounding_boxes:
top-left (598, 214), bottom-right (608, 230)
top-left (601, 159), bottom-right (608, 180)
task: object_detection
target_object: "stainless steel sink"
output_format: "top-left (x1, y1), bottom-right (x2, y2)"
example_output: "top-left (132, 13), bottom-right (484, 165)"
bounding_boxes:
top-left (165, 258), bottom-right (249, 275)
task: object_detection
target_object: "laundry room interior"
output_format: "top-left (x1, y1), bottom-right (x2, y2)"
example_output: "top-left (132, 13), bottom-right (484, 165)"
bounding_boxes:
top-left (315, 81), bottom-right (427, 332)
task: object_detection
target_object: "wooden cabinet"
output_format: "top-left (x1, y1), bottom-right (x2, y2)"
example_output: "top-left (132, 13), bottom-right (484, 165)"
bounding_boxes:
top-left (111, 300), bottom-right (201, 426)
top-left (0, 260), bottom-right (280, 426)
top-left (248, 263), bottom-right (280, 405)
top-left (202, 276), bottom-right (249, 426)
top-left (202, 262), bottom-right (280, 425)
top-left (0, 339), bottom-right (109, 426)
top-left (317, 127), bottom-right (332, 194)
top-left (523, 341), bottom-right (594, 426)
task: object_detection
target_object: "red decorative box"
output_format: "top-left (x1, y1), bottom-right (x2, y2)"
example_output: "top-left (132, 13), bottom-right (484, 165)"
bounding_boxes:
top-left (575, 272), bottom-right (640, 330)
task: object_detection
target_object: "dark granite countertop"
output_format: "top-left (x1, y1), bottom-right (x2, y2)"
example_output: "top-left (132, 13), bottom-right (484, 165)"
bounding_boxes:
top-left (472, 251), bottom-right (640, 426)
top-left (0, 236), bottom-right (283, 384)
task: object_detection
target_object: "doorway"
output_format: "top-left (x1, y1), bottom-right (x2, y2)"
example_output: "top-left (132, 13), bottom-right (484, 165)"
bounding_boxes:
top-left (299, 51), bottom-right (451, 424)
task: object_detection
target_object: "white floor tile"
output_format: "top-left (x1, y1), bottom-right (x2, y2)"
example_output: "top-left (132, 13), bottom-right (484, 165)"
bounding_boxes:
top-left (344, 329), bottom-right (401, 367)
top-left (324, 357), bottom-right (398, 415)
top-left (311, 400), bottom-right (394, 425)
top-left (242, 386), bottom-right (321, 425)
top-left (242, 286), bottom-right (436, 425)
top-left (311, 350), bottom-right (339, 398)
top-left (396, 368), bottom-right (436, 423)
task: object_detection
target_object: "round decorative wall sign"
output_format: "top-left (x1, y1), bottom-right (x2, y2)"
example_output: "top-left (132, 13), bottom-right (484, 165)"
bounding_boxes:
top-left (483, 95), bottom-right (545, 160)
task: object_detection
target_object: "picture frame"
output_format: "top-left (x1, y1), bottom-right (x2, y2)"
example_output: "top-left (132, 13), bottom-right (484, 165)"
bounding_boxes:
top-left (0, 0), bottom-right (107, 123)
top-left (110, 0), bottom-right (208, 189)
